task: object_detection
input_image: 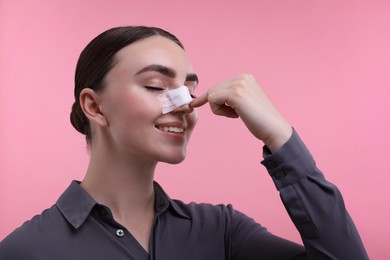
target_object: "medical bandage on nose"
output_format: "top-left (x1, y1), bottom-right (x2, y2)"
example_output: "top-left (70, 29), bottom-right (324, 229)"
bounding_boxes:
top-left (158, 86), bottom-right (193, 114)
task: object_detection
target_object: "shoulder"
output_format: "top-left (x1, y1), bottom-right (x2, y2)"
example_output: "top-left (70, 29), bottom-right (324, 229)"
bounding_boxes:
top-left (0, 205), bottom-right (67, 258)
top-left (173, 199), bottom-right (231, 217)
top-left (173, 199), bottom-right (257, 220)
top-left (171, 199), bottom-right (260, 230)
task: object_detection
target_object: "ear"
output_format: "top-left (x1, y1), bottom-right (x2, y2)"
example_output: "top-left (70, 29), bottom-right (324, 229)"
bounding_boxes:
top-left (79, 88), bottom-right (109, 128)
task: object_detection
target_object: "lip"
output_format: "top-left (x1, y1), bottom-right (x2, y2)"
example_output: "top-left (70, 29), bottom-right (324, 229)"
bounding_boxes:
top-left (155, 121), bottom-right (187, 129)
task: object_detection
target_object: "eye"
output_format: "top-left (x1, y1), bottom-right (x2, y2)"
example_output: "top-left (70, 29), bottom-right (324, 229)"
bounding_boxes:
top-left (144, 86), bottom-right (165, 92)
top-left (185, 85), bottom-right (197, 98)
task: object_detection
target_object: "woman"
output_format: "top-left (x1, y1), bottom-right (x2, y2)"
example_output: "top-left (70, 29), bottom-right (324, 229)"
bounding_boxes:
top-left (0, 26), bottom-right (368, 259)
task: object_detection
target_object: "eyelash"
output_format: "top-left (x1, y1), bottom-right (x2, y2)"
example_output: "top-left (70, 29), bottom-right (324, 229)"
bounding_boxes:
top-left (145, 86), bottom-right (165, 92)
top-left (145, 86), bottom-right (197, 98)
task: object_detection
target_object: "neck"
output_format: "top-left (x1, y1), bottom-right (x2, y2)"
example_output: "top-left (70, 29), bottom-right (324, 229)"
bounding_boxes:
top-left (80, 141), bottom-right (157, 223)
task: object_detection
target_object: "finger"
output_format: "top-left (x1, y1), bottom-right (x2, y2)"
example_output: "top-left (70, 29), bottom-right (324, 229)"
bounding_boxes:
top-left (209, 102), bottom-right (239, 118)
top-left (189, 92), bottom-right (208, 108)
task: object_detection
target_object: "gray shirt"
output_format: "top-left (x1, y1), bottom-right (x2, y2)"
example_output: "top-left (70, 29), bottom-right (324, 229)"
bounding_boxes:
top-left (0, 130), bottom-right (368, 259)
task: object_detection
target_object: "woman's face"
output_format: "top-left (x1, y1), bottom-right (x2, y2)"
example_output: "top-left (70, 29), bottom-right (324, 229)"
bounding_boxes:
top-left (97, 36), bottom-right (198, 164)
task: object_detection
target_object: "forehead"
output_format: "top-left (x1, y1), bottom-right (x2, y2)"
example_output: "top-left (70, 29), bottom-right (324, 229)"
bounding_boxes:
top-left (113, 36), bottom-right (194, 75)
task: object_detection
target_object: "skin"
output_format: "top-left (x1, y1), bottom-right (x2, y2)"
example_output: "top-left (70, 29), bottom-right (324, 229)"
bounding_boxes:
top-left (190, 74), bottom-right (292, 153)
top-left (78, 36), bottom-right (292, 253)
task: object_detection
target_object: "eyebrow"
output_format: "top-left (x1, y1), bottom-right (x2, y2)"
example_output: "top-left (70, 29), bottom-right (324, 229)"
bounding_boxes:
top-left (135, 64), bottom-right (199, 85)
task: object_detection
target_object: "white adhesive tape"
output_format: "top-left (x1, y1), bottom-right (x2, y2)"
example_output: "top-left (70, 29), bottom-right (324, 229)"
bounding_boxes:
top-left (159, 86), bottom-right (193, 114)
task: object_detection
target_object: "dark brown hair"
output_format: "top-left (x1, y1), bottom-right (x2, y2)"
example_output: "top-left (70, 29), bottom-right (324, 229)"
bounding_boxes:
top-left (70, 26), bottom-right (184, 144)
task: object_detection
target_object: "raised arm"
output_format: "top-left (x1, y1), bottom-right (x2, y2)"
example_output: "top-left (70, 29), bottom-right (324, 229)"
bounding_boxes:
top-left (190, 74), bottom-right (368, 259)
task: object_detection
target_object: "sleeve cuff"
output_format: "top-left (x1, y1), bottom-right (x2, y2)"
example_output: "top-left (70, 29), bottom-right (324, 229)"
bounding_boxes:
top-left (261, 129), bottom-right (320, 190)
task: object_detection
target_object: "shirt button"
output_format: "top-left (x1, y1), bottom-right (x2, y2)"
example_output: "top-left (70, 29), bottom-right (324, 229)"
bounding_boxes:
top-left (116, 229), bottom-right (124, 237)
top-left (275, 171), bottom-right (286, 180)
top-left (267, 162), bottom-right (276, 169)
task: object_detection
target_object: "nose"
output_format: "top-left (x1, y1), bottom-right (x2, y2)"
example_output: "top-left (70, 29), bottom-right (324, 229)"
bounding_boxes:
top-left (171, 104), bottom-right (194, 114)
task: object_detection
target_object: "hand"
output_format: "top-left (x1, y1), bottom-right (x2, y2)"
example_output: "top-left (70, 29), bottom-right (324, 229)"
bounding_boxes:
top-left (190, 74), bottom-right (292, 152)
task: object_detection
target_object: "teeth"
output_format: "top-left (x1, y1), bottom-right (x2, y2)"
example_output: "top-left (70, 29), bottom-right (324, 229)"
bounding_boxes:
top-left (160, 126), bottom-right (184, 133)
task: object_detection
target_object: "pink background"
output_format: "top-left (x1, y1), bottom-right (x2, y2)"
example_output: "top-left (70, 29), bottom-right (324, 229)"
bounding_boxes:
top-left (1, 0), bottom-right (389, 258)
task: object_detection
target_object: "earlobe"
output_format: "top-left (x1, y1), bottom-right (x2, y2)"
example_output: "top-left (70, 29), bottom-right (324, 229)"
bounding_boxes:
top-left (79, 88), bottom-right (109, 128)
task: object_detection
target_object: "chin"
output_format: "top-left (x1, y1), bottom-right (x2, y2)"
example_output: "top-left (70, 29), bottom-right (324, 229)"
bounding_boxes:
top-left (160, 152), bottom-right (187, 165)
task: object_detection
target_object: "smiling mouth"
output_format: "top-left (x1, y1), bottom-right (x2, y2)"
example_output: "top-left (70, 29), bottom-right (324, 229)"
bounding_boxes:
top-left (157, 126), bottom-right (185, 134)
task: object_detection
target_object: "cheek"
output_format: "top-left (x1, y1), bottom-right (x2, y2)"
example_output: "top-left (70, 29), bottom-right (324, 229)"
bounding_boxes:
top-left (187, 109), bottom-right (198, 131)
top-left (121, 89), bottom-right (162, 114)
top-left (106, 90), bottom-right (162, 127)
top-left (129, 96), bottom-right (162, 117)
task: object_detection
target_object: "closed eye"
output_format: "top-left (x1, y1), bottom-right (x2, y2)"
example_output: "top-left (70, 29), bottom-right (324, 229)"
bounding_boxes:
top-left (145, 86), bottom-right (165, 92)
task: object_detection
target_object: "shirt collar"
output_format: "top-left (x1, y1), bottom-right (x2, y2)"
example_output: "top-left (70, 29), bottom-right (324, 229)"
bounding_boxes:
top-left (153, 181), bottom-right (190, 219)
top-left (56, 180), bottom-right (190, 229)
top-left (56, 180), bottom-right (96, 229)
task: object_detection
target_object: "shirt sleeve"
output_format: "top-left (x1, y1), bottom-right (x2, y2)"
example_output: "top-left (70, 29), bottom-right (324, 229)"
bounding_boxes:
top-left (257, 129), bottom-right (368, 259)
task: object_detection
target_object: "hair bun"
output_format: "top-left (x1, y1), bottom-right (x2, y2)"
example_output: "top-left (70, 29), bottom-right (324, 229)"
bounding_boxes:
top-left (70, 102), bottom-right (88, 135)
